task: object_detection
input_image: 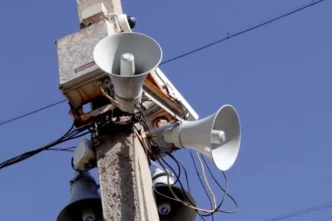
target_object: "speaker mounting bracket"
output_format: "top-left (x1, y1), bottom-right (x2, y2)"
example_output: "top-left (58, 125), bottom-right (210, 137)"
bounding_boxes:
top-left (56, 18), bottom-right (199, 155)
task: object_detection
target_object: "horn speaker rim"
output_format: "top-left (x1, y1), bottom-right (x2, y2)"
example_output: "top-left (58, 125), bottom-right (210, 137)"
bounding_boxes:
top-left (93, 32), bottom-right (163, 78)
top-left (210, 104), bottom-right (241, 171)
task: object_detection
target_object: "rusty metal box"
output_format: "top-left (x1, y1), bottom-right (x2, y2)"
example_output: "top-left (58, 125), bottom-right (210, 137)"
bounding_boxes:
top-left (56, 19), bottom-right (116, 109)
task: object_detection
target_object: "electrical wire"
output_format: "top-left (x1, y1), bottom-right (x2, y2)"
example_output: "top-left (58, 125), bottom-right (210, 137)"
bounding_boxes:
top-left (154, 150), bottom-right (239, 218)
top-left (133, 109), bottom-right (198, 212)
top-left (47, 146), bottom-right (76, 152)
top-left (137, 117), bottom-right (232, 216)
top-left (135, 101), bottom-right (238, 218)
top-left (38, 133), bottom-right (332, 221)
top-left (162, 152), bottom-right (235, 220)
top-left (19, 124), bottom-right (332, 221)
top-left (196, 152), bottom-right (217, 212)
top-left (189, 150), bottom-right (215, 221)
top-left (155, 150), bottom-right (234, 219)
top-left (0, 123), bottom-right (90, 170)
top-left (0, 99), bottom-right (66, 127)
top-left (154, 151), bottom-right (207, 221)
top-left (0, 123), bottom-right (73, 169)
top-left (155, 151), bottom-right (223, 214)
top-left (160, 0), bottom-right (327, 66)
top-left (201, 155), bottom-right (239, 214)
top-left (134, 104), bottom-right (236, 218)
top-left (0, 0), bottom-right (327, 128)
top-left (166, 152), bottom-right (192, 193)
top-left (43, 125), bottom-right (234, 220)
top-left (263, 202), bottom-right (332, 221)
top-left (155, 148), bottom-right (219, 213)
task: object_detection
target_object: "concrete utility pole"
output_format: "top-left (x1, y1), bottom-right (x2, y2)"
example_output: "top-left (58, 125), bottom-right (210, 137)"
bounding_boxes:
top-left (96, 131), bottom-right (159, 221)
top-left (75, 1), bottom-right (160, 220)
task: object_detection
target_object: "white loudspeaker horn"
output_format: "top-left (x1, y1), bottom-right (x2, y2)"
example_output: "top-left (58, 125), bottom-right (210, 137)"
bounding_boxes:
top-left (93, 32), bottom-right (162, 112)
top-left (164, 105), bottom-right (241, 171)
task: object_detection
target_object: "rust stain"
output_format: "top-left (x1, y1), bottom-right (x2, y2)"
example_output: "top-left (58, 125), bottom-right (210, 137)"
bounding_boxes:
top-left (69, 106), bottom-right (84, 125)
top-left (74, 61), bottom-right (96, 73)
top-left (75, 82), bottom-right (103, 106)
top-left (143, 79), bottom-right (183, 111)
top-left (146, 74), bottom-right (159, 88)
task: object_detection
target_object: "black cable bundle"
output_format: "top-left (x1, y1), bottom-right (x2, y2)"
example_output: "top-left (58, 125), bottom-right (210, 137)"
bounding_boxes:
top-left (0, 123), bottom-right (90, 170)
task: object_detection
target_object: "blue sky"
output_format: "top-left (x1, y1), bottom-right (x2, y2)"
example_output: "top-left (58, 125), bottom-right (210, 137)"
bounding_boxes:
top-left (0, 0), bottom-right (331, 220)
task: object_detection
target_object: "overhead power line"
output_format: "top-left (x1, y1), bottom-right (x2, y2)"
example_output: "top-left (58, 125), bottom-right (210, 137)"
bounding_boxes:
top-left (264, 202), bottom-right (332, 221)
top-left (0, 0), bottom-right (327, 128)
top-left (160, 0), bottom-right (327, 65)
top-left (0, 99), bottom-right (66, 127)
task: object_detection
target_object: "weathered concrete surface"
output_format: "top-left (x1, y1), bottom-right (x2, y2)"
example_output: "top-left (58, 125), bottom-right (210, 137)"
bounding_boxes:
top-left (96, 131), bottom-right (159, 221)
top-left (76, 0), bottom-right (123, 23)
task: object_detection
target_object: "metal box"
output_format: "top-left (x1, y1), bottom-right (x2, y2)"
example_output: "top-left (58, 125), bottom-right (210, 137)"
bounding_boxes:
top-left (56, 19), bottom-right (116, 109)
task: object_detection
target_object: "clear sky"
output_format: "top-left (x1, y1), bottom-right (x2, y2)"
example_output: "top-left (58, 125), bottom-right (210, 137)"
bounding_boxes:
top-left (0, 0), bottom-right (331, 220)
